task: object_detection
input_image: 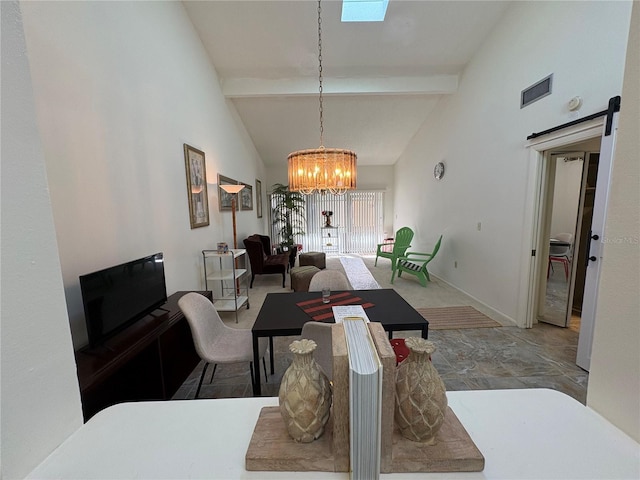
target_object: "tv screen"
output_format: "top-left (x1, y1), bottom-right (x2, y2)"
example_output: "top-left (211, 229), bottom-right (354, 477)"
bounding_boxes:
top-left (80, 252), bottom-right (167, 349)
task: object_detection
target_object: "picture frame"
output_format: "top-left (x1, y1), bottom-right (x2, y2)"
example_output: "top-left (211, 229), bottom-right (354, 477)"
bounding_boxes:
top-left (240, 182), bottom-right (253, 211)
top-left (183, 144), bottom-right (209, 229)
top-left (255, 179), bottom-right (263, 218)
top-left (218, 174), bottom-right (238, 211)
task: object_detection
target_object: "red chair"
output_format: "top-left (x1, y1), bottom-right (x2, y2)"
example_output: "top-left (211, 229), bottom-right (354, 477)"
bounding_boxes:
top-left (548, 233), bottom-right (573, 281)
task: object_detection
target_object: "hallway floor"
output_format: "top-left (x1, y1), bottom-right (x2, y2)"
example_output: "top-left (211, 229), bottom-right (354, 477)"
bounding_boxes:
top-left (173, 255), bottom-right (588, 404)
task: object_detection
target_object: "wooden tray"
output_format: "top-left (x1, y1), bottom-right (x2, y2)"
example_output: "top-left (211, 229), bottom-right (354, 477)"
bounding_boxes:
top-left (245, 405), bottom-right (484, 473)
top-left (245, 323), bottom-right (484, 473)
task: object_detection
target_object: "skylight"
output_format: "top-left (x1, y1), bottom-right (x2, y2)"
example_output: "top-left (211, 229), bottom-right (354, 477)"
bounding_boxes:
top-left (341, 0), bottom-right (389, 22)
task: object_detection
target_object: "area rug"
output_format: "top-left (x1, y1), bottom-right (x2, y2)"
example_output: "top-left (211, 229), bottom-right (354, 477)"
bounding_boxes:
top-left (417, 306), bottom-right (501, 330)
top-left (339, 256), bottom-right (381, 290)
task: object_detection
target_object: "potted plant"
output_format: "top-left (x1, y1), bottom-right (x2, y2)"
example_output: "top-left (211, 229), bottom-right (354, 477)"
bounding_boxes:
top-left (271, 183), bottom-right (306, 268)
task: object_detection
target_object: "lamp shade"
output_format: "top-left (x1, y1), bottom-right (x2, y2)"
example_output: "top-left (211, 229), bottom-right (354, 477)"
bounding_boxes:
top-left (288, 147), bottom-right (357, 195)
top-left (220, 184), bottom-right (246, 194)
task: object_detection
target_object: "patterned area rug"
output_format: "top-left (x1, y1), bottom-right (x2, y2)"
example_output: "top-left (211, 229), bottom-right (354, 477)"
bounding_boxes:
top-left (417, 306), bottom-right (501, 330)
top-left (339, 256), bottom-right (381, 290)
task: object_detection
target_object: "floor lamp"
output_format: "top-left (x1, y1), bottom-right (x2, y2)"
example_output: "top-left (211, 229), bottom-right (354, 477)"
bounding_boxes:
top-left (220, 184), bottom-right (245, 294)
top-left (219, 184), bottom-right (245, 249)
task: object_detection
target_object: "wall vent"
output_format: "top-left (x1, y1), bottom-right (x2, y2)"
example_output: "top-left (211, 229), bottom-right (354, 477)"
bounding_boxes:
top-left (521, 74), bottom-right (553, 108)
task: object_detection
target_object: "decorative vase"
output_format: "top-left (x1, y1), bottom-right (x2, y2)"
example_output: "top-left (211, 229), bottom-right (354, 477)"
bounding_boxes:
top-left (394, 337), bottom-right (448, 444)
top-left (279, 339), bottom-right (332, 443)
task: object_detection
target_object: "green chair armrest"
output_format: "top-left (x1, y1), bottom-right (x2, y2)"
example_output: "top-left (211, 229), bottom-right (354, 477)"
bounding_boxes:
top-left (403, 252), bottom-right (433, 259)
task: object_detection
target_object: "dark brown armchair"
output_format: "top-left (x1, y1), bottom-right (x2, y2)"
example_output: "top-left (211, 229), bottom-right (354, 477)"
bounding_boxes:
top-left (243, 235), bottom-right (289, 288)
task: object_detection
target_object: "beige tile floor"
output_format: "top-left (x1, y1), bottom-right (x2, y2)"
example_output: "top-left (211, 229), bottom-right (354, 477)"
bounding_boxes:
top-left (173, 254), bottom-right (588, 404)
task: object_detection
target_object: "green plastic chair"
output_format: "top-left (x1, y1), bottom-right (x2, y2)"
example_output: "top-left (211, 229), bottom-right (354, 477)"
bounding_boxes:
top-left (374, 227), bottom-right (414, 276)
top-left (391, 235), bottom-right (443, 287)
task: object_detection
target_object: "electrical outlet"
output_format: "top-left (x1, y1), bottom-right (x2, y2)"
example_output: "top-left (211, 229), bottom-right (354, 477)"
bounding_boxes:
top-left (477, 222), bottom-right (482, 231)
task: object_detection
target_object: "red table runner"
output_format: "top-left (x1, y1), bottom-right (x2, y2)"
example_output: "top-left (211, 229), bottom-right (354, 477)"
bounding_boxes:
top-left (296, 291), bottom-right (375, 321)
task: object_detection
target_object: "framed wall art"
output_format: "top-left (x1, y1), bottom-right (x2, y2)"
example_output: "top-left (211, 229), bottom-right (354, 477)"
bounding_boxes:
top-left (218, 174), bottom-right (238, 211)
top-left (183, 144), bottom-right (209, 228)
top-left (240, 182), bottom-right (253, 211)
top-left (255, 179), bottom-right (263, 218)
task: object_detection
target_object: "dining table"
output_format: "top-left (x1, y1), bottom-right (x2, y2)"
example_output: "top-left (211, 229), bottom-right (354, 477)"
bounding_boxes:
top-left (251, 288), bottom-right (429, 396)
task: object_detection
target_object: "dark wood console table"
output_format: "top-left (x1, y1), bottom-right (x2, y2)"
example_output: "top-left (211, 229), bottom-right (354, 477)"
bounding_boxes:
top-left (75, 291), bottom-right (211, 421)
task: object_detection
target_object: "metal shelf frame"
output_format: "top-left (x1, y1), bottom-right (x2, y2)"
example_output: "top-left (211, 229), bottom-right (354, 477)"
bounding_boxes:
top-left (202, 249), bottom-right (250, 323)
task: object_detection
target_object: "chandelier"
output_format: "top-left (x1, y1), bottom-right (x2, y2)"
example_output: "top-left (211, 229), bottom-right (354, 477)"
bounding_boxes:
top-left (287, 0), bottom-right (357, 195)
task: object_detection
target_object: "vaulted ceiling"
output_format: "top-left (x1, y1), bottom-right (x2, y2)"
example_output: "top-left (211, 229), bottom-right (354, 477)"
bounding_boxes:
top-left (183, 1), bottom-right (511, 167)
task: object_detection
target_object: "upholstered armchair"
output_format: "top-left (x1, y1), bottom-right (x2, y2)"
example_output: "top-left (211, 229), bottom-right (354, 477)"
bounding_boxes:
top-left (243, 235), bottom-right (289, 288)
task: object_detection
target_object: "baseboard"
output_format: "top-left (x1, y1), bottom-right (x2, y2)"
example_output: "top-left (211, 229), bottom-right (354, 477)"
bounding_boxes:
top-left (429, 273), bottom-right (518, 328)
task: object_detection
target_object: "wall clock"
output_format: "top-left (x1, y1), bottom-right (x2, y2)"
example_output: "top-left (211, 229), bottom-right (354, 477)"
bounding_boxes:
top-left (434, 162), bottom-right (445, 180)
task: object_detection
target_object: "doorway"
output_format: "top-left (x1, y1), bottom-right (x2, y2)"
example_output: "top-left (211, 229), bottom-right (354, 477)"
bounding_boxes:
top-left (536, 141), bottom-right (601, 330)
top-left (524, 97), bottom-right (620, 371)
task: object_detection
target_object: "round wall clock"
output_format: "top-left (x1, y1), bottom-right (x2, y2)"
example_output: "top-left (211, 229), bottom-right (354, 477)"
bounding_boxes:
top-left (434, 162), bottom-right (445, 180)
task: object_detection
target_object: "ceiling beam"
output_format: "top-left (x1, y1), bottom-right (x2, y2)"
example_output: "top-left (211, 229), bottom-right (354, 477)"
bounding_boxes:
top-left (221, 74), bottom-right (458, 98)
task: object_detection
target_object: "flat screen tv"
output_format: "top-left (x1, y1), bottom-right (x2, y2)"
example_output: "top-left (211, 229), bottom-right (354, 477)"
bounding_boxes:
top-left (80, 252), bottom-right (167, 349)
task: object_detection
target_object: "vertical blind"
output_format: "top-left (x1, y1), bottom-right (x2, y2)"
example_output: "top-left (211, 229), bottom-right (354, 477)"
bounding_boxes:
top-left (270, 190), bottom-right (385, 254)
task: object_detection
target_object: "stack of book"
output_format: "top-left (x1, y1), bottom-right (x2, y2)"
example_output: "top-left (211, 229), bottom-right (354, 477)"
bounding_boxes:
top-left (337, 306), bottom-right (382, 480)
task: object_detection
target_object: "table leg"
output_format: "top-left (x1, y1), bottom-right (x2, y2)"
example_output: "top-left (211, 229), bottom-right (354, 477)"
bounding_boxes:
top-left (269, 336), bottom-right (275, 375)
top-left (252, 333), bottom-right (262, 396)
top-left (422, 325), bottom-right (428, 339)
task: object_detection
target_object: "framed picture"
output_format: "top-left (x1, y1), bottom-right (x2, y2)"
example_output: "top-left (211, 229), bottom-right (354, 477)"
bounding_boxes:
top-left (183, 144), bottom-right (209, 229)
top-left (240, 182), bottom-right (253, 211)
top-left (255, 179), bottom-right (263, 218)
top-left (218, 174), bottom-right (237, 211)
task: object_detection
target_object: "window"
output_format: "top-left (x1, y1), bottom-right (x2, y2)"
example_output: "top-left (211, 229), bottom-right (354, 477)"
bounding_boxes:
top-left (341, 0), bottom-right (389, 22)
top-left (303, 191), bottom-right (385, 254)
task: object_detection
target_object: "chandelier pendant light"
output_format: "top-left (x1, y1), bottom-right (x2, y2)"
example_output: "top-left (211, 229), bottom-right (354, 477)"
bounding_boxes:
top-left (288, 0), bottom-right (357, 195)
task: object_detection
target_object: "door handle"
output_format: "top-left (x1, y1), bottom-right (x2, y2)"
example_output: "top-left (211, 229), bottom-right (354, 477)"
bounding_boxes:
top-left (585, 230), bottom-right (599, 266)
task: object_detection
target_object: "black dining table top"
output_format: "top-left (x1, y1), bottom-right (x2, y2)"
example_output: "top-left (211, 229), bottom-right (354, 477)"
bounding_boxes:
top-left (252, 288), bottom-right (428, 337)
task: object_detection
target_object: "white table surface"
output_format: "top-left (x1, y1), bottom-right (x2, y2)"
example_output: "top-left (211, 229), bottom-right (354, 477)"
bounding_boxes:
top-left (28, 389), bottom-right (640, 479)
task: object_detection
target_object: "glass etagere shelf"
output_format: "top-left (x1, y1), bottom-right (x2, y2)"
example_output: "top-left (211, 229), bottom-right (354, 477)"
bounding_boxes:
top-left (202, 249), bottom-right (250, 323)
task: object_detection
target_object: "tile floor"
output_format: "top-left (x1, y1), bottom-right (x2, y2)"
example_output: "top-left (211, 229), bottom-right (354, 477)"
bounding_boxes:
top-left (172, 255), bottom-right (588, 405)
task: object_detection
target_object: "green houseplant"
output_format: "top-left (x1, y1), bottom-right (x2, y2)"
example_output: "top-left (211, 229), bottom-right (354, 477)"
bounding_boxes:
top-left (271, 183), bottom-right (306, 267)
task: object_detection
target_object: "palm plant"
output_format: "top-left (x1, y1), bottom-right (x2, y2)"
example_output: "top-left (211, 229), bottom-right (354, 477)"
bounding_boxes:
top-left (271, 183), bottom-right (306, 257)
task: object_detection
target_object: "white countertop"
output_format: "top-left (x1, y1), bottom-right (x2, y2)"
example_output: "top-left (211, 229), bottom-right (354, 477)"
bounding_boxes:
top-left (28, 389), bottom-right (640, 479)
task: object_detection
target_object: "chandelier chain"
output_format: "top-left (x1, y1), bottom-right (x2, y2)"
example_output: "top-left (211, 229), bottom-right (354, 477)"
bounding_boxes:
top-left (317, 0), bottom-right (324, 147)
top-left (286, 0), bottom-right (356, 195)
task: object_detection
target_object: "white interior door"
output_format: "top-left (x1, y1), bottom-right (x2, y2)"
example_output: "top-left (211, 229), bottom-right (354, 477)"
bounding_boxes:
top-left (538, 152), bottom-right (586, 327)
top-left (576, 106), bottom-right (620, 371)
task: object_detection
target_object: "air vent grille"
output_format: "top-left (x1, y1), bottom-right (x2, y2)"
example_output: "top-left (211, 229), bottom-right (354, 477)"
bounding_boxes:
top-left (521, 74), bottom-right (553, 108)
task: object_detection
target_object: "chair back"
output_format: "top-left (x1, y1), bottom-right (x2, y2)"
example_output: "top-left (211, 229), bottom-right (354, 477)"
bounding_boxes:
top-left (301, 322), bottom-right (333, 380)
top-left (252, 234), bottom-right (273, 256)
top-left (430, 235), bottom-right (443, 258)
top-left (243, 237), bottom-right (266, 273)
top-left (178, 292), bottom-right (225, 362)
top-left (550, 233), bottom-right (573, 257)
top-left (308, 270), bottom-right (351, 291)
top-left (393, 227), bottom-right (414, 256)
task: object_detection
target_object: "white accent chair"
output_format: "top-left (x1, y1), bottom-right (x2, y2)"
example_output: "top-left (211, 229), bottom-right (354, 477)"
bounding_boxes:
top-left (301, 321), bottom-right (333, 381)
top-left (308, 270), bottom-right (351, 292)
top-left (178, 292), bottom-right (268, 398)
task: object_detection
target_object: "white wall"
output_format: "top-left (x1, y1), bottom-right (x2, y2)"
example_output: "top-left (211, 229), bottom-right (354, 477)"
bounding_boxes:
top-left (20, 1), bottom-right (267, 349)
top-left (1, 2), bottom-right (83, 477)
top-left (394, 1), bottom-right (632, 325)
top-left (587, 1), bottom-right (640, 442)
